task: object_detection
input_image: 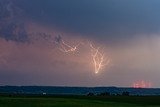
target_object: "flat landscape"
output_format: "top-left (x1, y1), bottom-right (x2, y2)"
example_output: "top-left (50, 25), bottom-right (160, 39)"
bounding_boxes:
top-left (0, 95), bottom-right (160, 107)
top-left (1, 0), bottom-right (160, 107)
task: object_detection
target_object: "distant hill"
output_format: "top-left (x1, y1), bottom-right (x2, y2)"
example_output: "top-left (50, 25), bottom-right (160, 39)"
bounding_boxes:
top-left (0, 86), bottom-right (160, 96)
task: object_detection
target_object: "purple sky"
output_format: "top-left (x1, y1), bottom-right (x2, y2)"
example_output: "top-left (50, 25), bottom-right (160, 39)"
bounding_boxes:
top-left (0, 0), bottom-right (160, 87)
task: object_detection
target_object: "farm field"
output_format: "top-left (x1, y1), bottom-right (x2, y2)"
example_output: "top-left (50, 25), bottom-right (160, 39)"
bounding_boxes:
top-left (0, 95), bottom-right (160, 107)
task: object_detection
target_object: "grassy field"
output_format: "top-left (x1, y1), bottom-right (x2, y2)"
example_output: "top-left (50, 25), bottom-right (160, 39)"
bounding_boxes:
top-left (0, 95), bottom-right (160, 107)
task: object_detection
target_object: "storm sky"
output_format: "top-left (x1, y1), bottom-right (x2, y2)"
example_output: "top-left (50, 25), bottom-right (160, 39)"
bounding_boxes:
top-left (0, 0), bottom-right (160, 87)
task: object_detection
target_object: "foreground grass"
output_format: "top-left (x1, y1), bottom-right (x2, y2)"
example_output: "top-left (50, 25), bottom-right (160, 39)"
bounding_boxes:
top-left (0, 95), bottom-right (160, 107)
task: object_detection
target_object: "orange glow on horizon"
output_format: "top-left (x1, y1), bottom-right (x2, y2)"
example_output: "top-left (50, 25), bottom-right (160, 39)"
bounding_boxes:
top-left (132, 80), bottom-right (152, 88)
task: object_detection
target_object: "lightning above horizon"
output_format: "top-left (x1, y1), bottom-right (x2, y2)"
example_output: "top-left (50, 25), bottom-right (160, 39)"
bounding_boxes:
top-left (54, 35), bottom-right (110, 74)
top-left (132, 80), bottom-right (152, 88)
top-left (89, 43), bottom-right (110, 74)
top-left (59, 40), bottom-right (81, 53)
top-left (54, 35), bottom-right (81, 53)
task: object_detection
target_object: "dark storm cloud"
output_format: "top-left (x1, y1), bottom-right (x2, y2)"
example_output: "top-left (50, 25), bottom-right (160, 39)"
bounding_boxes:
top-left (1, 0), bottom-right (160, 87)
top-left (14, 0), bottom-right (160, 43)
top-left (0, 0), bottom-right (28, 42)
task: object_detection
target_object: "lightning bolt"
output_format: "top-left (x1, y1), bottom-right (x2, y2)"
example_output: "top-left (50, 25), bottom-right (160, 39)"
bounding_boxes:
top-left (54, 35), bottom-right (110, 74)
top-left (59, 40), bottom-right (80, 53)
top-left (90, 43), bottom-right (110, 74)
top-left (54, 35), bottom-right (81, 53)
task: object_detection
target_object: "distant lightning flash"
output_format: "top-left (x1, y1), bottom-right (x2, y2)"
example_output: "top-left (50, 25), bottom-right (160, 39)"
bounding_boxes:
top-left (54, 35), bottom-right (81, 53)
top-left (132, 80), bottom-right (152, 88)
top-left (59, 40), bottom-right (80, 53)
top-left (90, 43), bottom-right (110, 74)
top-left (54, 35), bottom-right (110, 74)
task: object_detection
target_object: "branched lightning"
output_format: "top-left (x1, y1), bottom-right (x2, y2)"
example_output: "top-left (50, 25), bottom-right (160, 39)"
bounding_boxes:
top-left (54, 35), bottom-right (111, 74)
top-left (54, 35), bottom-right (81, 53)
top-left (90, 43), bottom-right (110, 74)
top-left (59, 40), bottom-right (80, 53)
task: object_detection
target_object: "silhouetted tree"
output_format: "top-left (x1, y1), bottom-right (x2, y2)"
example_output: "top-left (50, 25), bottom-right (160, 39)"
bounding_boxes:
top-left (87, 92), bottom-right (94, 96)
top-left (116, 93), bottom-right (121, 96)
top-left (99, 92), bottom-right (110, 96)
top-left (122, 91), bottom-right (130, 96)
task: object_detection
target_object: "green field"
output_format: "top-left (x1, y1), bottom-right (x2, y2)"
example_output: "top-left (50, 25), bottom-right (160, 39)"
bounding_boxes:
top-left (0, 95), bottom-right (160, 107)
